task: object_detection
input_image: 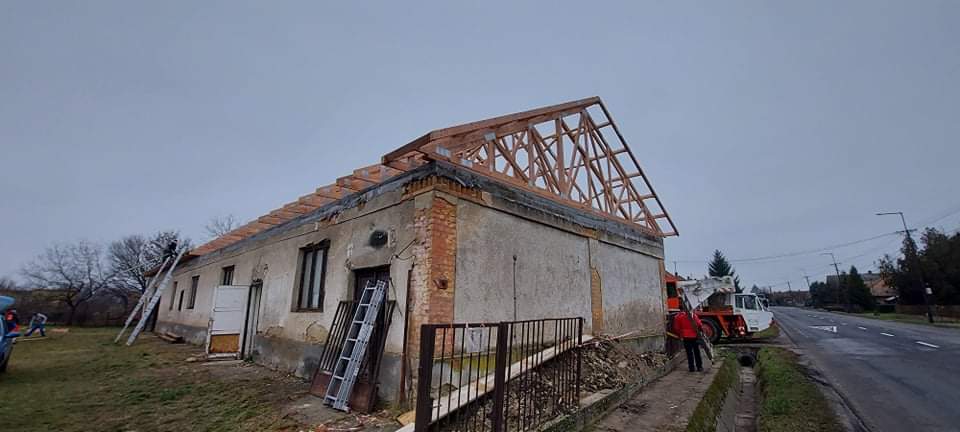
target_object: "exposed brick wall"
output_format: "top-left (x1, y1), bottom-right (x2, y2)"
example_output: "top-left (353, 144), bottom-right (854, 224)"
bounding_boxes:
top-left (407, 189), bottom-right (458, 357)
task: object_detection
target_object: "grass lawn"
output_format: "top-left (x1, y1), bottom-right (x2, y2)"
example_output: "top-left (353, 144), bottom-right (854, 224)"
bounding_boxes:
top-left (0, 327), bottom-right (311, 432)
top-left (751, 324), bottom-right (781, 340)
top-left (849, 312), bottom-right (960, 329)
top-left (756, 348), bottom-right (841, 432)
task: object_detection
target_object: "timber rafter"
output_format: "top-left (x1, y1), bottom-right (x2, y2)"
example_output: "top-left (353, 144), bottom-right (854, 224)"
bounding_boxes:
top-left (383, 97), bottom-right (678, 237)
top-left (191, 97), bottom-right (675, 259)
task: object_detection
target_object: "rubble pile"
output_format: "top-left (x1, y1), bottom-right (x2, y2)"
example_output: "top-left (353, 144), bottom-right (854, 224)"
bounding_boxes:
top-left (439, 339), bottom-right (667, 431)
top-left (580, 337), bottom-right (668, 392)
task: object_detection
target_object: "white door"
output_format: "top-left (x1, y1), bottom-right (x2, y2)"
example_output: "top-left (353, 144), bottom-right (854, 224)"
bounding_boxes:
top-left (734, 294), bottom-right (773, 333)
top-left (207, 285), bottom-right (248, 356)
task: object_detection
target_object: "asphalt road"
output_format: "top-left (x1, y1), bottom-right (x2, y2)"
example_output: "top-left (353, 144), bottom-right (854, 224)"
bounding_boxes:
top-left (773, 306), bottom-right (960, 432)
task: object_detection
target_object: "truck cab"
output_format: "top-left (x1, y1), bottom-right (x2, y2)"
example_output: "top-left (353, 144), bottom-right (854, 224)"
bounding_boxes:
top-left (733, 293), bottom-right (774, 333)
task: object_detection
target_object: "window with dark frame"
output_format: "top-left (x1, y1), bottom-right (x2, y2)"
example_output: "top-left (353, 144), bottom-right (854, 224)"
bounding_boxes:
top-left (187, 275), bottom-right (199, 309)
top-left (169, 281), bottom-right (178, 310)
top-left (295, 242), bottom-right (328, 311)
top-left (221, 266), bottom-right (235, 285)
top-left (177, 289), bottom-right (185, 311)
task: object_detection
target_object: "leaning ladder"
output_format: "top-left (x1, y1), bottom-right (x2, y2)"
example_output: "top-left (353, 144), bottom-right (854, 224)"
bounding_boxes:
top-left (121, 249), bottom-right (186, 346)
top-left (114, 256), bottom-right (172, 343)
top-left (324, 279), bottom-right (388, 412)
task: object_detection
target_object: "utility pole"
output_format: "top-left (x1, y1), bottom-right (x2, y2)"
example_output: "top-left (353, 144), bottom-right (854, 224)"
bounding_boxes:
top-left (877, 211), bottom-right (934, 323)
top-left (822, 252), bottom-right (847, 311)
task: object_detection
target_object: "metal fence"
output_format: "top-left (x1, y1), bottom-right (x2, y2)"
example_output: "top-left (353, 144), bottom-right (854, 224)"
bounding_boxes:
top-left (316, 300), bottom-right (397, 380)
top-left (415, 317), bottom-right (583, 432)
top-left (309, 300), bottom-right (396, 412)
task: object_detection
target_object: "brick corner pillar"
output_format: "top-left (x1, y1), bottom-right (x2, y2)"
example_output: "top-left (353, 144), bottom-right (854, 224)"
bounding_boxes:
top-left (407, 191), bottom-right (458, 362)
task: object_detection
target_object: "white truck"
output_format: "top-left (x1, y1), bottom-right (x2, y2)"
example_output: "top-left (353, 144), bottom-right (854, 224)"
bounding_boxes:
top-left (676, 276), bottom-right (775, 343)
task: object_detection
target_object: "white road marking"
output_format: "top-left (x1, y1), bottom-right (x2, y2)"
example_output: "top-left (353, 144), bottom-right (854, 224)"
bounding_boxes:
top-left (916, 341), bottom-right (940, 349)
top-left (881, 333), bottom-right (895, 337)
top-left (841, 323), bottom-right (848, 325)
top-left (857, 326), bottom-right (868, 330)
top-left (810, 325), bottom-right (838, 333)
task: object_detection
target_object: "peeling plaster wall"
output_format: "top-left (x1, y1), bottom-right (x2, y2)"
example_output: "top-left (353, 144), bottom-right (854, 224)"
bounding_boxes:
top-left (596, 241), bottom-right (665, 337)
top-left (454, 200), bottom-right (665, 338)
top-left (454, 200), bottom-right (593, 328)
top-left (156, 188), bottom-right (416, 400)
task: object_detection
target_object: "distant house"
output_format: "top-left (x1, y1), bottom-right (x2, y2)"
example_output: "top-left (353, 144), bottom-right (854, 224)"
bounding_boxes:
top-left (826, 271), bottom-right (896, 304)
top-left (152, 97), bottom-right (678, 403)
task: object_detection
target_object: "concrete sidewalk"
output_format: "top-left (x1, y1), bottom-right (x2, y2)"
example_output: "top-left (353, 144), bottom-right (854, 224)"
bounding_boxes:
top-left (592, 356), bottom-right (718, 432)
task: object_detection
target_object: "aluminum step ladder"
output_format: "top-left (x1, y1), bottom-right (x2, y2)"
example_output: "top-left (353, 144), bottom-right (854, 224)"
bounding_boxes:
top-left (115, 249), bottom-right (186, 345)
top-left (324, 279), bottom-right (388, 412)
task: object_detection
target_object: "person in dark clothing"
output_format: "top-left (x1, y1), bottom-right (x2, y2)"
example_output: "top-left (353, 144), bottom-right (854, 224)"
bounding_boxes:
top-left (4, 308), bottom-right (20, 333)
top-left (161, 240), bottom-right (178, 262)
top-left (672, 309), bottom-right (704, 372)
top-left (25, 312), bottom-right (47, 337)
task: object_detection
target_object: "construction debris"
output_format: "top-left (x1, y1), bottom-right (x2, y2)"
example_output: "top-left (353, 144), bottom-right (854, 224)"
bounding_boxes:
top-left (157, 332), bottom-right (184, 344)
top-left (580, 338), bottom-right (668, 393)
top-left (426, 338), bottom-right (666, 431)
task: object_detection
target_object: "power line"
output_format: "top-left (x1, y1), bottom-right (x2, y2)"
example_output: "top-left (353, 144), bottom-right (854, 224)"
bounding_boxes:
top-left (673, 231), bottom-right (900, 265)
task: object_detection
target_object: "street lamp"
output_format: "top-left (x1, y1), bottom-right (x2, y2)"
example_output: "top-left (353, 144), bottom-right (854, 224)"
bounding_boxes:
top-left (875, 211), bottom-right (910, 235)
top-left (876, 211), bottom-right (934, 323)
top-left (821, 252), bottom-right (847, 311)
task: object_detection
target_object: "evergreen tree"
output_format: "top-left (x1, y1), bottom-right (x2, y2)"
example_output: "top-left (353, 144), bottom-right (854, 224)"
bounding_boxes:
top-left (847, 266), bottom-right (874, 311)
top-left (809, 281), bottom-right (834, 308)
top-left (708, 250), bottom-right (742, 292)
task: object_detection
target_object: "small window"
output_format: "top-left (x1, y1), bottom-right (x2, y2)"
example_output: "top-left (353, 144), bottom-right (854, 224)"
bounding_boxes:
top-left (177, 289), bottom-right (185, 311)
top-left (295, 242), bottom-right (328, 311)
top-left (221, 266), bottom-right (235, 285)
top-left (169, 281), bottom-right (178, 310)
top-left (187, 276), bottom-right (199, 309)
top-left (735, 295), bottom-right (744, 309)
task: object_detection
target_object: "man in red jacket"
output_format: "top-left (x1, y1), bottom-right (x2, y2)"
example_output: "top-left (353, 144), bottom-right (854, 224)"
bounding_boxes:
top-left (673, 308), bottom-right (704, 372)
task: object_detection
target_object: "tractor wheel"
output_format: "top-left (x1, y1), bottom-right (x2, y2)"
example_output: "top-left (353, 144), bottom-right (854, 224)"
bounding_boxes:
top-left (701, 319), bottom-right (722, 344)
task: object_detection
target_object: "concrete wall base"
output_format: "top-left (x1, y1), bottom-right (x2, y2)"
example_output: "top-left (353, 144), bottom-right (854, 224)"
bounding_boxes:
top-left (155, 321), bottom-right (207, 345)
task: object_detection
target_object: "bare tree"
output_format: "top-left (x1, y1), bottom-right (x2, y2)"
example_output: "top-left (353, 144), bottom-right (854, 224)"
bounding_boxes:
top-left (0, 276), bottom-right (19, 291)
top-left (21, 240), bottom-right (115, 325)
top-left (108, 231), bottom-right (192, 306)
top-left (204, 214), bottom-right (238, 239)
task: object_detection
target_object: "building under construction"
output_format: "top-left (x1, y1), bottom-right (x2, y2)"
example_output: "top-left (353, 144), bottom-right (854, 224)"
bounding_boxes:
top-left (154, 97), bottom-right (677, 403)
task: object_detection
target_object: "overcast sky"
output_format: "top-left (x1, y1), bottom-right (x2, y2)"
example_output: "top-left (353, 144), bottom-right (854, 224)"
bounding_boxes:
top-left (2, 1), bottom-right (959, 290)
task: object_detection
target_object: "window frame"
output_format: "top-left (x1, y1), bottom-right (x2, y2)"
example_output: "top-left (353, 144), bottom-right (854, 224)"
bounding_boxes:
top-left (221, 266), bottom-right (235, 286)
top-left (293, 240), bottom-right (330, 312)
top-left (187, 275), bottom-right (199, 309)
top-left (169, 281), bottom-right (178, 311)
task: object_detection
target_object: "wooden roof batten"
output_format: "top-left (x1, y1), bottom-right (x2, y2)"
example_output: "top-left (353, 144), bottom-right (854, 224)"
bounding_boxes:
top-left (189, 97), bottom-right (675, 260)
top-left (382, 97), bottom-right (678, 237)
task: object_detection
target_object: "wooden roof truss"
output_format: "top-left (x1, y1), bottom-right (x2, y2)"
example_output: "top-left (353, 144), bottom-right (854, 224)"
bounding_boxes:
top-left (191, 97), bottom-right (675, 257)
top-left (383, 97), bottom-right (677, 237)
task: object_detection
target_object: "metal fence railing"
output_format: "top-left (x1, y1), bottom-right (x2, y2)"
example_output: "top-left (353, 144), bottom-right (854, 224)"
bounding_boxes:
top-left (414, 317), bottom-right (583, 432)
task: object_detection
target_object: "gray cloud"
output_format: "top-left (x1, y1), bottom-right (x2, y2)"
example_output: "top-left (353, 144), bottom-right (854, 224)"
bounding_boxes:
top-left (2, 1), bottom-right (958, 289)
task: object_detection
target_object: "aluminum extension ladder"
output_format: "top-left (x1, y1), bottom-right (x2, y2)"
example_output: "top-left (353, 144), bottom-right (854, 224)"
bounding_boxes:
top-left (114, 249), bottom-right (186, 345)
top-left (324, 279), bottom-right (388, 412)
